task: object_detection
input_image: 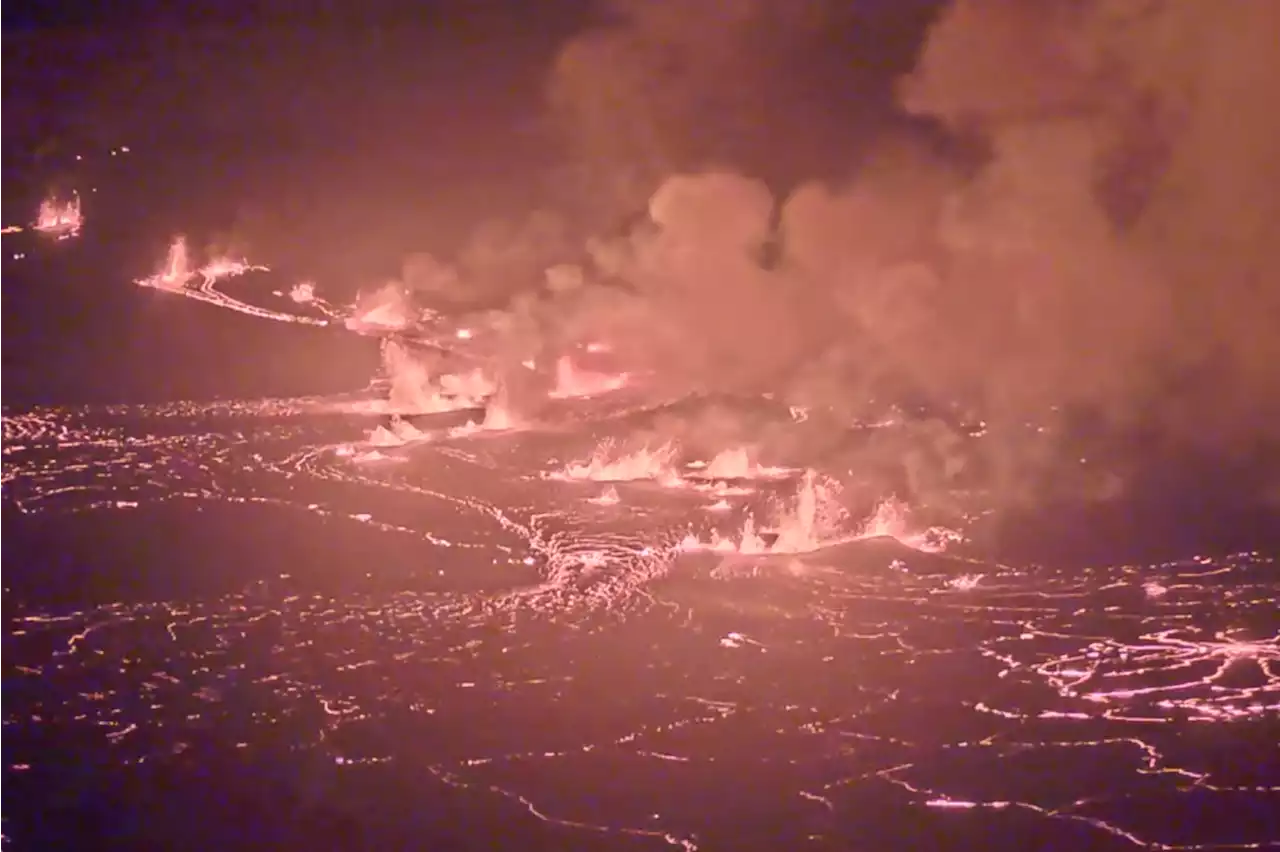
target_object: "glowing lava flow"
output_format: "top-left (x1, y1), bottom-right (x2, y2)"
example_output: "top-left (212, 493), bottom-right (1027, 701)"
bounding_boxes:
top-left (197, 257), bottom-right (268, 287)
top-left (3, 397), bottom-right (1277, 852)
top-left (1033, 628), bottom-right (1280, 722)
top-left (290, 281), bottom-right (316, 303)
top-left (549, 356), bottom-right (629, 399)
top-left (281, 281), bottom-right (348, 323)
top-left (135, 236), bottom-right (327, 326)
top-left (34, 194), bottom-right (84, 239)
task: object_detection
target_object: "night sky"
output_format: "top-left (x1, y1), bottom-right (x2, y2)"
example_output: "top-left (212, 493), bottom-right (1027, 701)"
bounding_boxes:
top-left (2, 1), bottom-right (941, 177)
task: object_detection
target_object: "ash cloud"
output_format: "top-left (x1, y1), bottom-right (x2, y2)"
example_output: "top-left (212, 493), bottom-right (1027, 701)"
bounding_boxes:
top-left (390, 0), bottom-right (1280, 515)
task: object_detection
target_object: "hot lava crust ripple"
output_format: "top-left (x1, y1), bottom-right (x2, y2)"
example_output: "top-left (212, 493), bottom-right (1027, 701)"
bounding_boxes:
top-left (3, 396), bottom-right (1278, 852)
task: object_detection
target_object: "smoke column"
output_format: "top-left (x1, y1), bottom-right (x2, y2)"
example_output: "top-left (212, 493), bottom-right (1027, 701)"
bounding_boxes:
top-left (900, 0), bottom-right (1280, 440)
top-left (369, 0), bottom-right (1280, 517)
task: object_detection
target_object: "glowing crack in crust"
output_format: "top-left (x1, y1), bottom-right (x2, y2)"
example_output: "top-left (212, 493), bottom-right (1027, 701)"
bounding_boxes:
top-left (4, 395), bottom-right (1277, 851)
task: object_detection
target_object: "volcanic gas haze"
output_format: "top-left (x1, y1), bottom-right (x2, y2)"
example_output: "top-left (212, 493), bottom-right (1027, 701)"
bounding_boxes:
top-left (122, 0), bottom-right (1280, 515)
top-left (531, 0), bottom-right (1280, 510)
top-left (898, 0), bottom-right (1280, 503)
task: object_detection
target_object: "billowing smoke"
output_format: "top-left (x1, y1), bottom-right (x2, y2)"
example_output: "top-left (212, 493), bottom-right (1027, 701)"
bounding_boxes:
top-left (890, 0), bottom-right (1280, 507)
top-left (389, 0), bottom-right (1280, 515)
top-left (542, 0), bottom-right (930, 214)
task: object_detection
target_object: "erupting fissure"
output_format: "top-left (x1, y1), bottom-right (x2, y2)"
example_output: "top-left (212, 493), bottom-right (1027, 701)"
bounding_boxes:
top-left (678, 472), bottom-right (960, 555)
top-left (133, 237), bottom-right (317, 326)
top-left (35, 194), bottom-right (83, 239)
